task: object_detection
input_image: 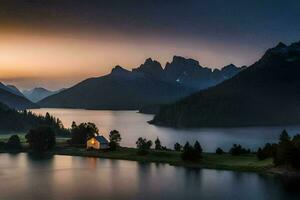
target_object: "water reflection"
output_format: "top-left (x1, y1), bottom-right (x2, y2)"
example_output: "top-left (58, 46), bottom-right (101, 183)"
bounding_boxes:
top-left (0, 154), bottom-right (300, 200)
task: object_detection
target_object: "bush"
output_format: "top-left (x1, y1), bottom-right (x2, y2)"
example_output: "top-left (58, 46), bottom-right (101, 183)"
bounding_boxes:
top-left (216, 147), bottom-right (224, 155)
top-left (136, 137), bottom-right (152, 155)
top-left (5, 135), bottom-right (22, 151)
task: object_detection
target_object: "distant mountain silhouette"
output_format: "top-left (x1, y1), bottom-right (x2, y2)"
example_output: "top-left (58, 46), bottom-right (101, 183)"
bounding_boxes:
top-left (0, 86), bottom-right (38, 110)
top-left (39, 65), bottom-right (192, 109)
top-left (132, 58), bottom-right (165, 80)
top-left (0, 82), bottom-right (24, 97)
top-left (23, 87), bottom-right (65, 103)
top-left (151, 41), bottom-right (300, 127)
top-left (39, 56), bottom-right (243, 110)
top-left (165, 56), bottom-right (243, 90)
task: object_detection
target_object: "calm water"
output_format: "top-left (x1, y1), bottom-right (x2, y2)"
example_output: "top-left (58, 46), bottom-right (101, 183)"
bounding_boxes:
top-left (31, 108), bottom-right (300, 152)
top-left (0, 153), bottom-right (299, 200)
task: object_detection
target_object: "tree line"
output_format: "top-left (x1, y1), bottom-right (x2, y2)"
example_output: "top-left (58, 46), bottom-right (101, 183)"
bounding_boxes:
top-left (257, 129), bottom-right (300, 168)
top-left (2, 118), bottom-right (300, 170)
top-left (0, 102), bottom-right (68, 135)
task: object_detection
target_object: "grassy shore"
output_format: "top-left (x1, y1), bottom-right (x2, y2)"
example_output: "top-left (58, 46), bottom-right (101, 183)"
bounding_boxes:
top-left (51, 146), bottom-right (273, 172)
top-left (0, 134), bottom-right (273, 173)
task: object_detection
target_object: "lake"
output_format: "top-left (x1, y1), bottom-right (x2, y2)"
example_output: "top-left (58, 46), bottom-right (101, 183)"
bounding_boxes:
top-left (0, 153), bottom-right (299, 200)
top-left (31, 108), bottom-right (300, 152)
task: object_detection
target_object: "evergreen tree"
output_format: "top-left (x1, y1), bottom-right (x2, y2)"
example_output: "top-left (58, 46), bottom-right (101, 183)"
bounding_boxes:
top-left (274, 130), bottom-right (294, 166)
top-left (194, 140), bottom-right (203, 157)
top-left (155, 137), bottom-right (162, 150)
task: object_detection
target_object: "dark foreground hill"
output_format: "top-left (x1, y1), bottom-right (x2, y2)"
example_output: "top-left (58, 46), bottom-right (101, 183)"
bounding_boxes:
top-left (39, 57), bottom-right (243, 110)
top-left (151, 41), bottom-right (300, 127)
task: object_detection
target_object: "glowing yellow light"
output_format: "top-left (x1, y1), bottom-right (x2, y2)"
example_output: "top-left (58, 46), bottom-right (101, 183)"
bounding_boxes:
top-left (91, 138), bottom-right (95, 145)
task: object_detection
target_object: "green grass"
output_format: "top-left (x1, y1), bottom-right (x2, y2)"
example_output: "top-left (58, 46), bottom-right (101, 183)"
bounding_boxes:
top-left (53, 146), bottom-right (274, 172)
top-left (0, 134), bottom-right (70, 144)
top-left (0, 133), bottom-right (27, 143)
top-left (0, 134), bottom-right (273, 172)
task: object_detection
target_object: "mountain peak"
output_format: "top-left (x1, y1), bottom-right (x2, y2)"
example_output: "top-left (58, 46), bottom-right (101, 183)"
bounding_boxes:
top-left (111, 65), bottom-right (130, 75)
top-left (222, 64), bottom-right (237, 69)
top-left (152, 40), bottom-right (300, 128)
top-left (172, 56), bottom-right (200, 66)
top-left (261, 41), bottom-right (300, 64)
top-left (165, 56), bottom-right (202, 79)
top-left (132, 58), bottom-right (164, 78)
top-left (144, 57), bottom-right (153, 64)
top-left (275, 42), bottom-right (287, 48)
top-left (141, 58), bottom-right (162, 69)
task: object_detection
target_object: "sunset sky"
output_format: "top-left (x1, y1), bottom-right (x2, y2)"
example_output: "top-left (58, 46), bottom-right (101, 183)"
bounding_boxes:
top-left (1, 0), bottom-right (300, 90)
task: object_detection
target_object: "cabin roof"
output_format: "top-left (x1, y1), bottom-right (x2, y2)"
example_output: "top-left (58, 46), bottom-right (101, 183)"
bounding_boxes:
top-left (95, 135), bottom-right (109, 144)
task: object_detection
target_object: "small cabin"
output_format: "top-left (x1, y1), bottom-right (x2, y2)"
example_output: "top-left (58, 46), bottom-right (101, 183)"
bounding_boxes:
top-left (87, 135), bottom-right (110, 150)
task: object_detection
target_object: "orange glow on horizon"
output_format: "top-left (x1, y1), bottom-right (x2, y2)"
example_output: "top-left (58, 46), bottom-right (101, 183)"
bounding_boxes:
top-left (0, 28), bottom-right (257, 90)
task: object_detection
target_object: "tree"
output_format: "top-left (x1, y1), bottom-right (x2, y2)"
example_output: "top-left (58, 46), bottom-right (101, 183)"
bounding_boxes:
top-left (256, 143), bottom-right (277, 160)
top-left (109, 130), bottom-right (122, 150)
top-left (291, 135), bottom-right (300, 168)
top-left (25, 126), bottom-right (56, 153)
top-left (194, 141), bottom-right (203, 157)
top-left (70, 122), bottom-right (99, 146)
top-left (183, 142), bottom-right (190, 151)
top-left (216, 147), bottom-right (224, 155)
top-left (274, 130), bottom-right (294, 166)
top-left (136, 137), bottom-right (152, 155)
top-left (229, 144), bottom-right (249, 156)
top-left (0, 103), bottom-right (69, 135)
top-left (279, 129), bottom-right (290, 143)
top-left (257, 148), bottom-right (264, 160)
top-left (181, 142), bottom-right (201, 161)
top-left (71, 121), bottom-right (77, 129)
top-left (174, 143), bottom-right (182, 151)
top-left (5, 135), bottom-right (22, 151)
top-left (155, 137), bottom-right (162, 150)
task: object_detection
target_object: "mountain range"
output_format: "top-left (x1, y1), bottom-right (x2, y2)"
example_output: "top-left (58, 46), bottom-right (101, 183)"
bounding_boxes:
top-left (151, 41), bottom-right (300, 127)
top-left (0, 82), bottom-right (24, 97)
top-left (38, 56), bottom-right (243, 110)
top-left (0, 83), bottom-right (37, 110)
top-left (23, 87), bottom-right (65, 103)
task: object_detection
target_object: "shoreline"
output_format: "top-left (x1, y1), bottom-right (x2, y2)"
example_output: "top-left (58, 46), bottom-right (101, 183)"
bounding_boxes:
top-left (0, 146), bottom-right (275, 174)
